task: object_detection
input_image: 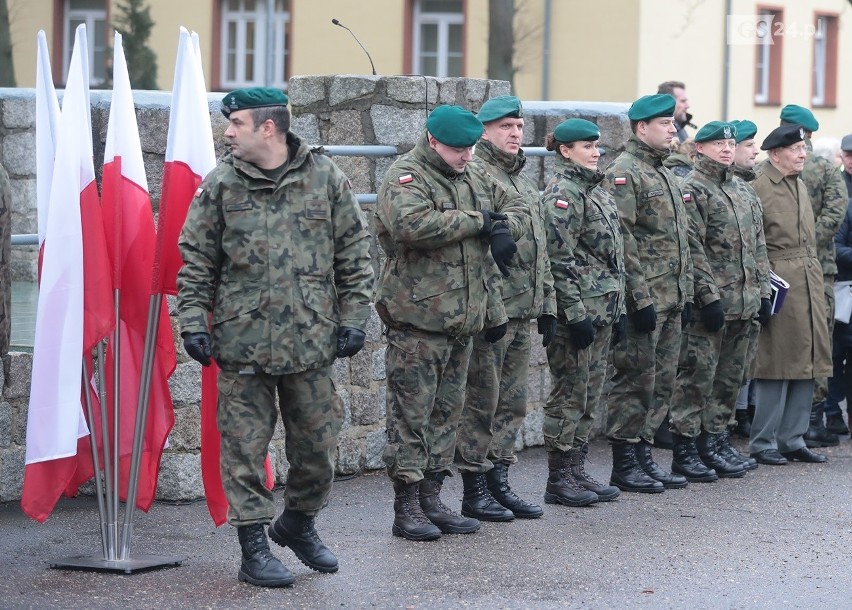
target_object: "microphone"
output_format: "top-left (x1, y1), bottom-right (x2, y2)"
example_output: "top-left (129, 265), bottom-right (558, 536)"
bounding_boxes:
top-left (331, 18), bottom-right (377, 76)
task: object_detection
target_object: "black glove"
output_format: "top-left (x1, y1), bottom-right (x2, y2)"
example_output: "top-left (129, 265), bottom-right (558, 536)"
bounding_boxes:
top-left (537, 315), bottom-right (557, 348)
top-left (567, 316), bottom-right (596, 350)
top-left (484, 322), bottom-right (508, 343)
top-left (758, 298), bottom-right (772, 327)
top-left (613, 314), bottom-right (627, 345)
top-left (681, 302), bottom-right (693, 328)
top-left (489, 224), bottom-right (517, 278)
top-left (700, 300), bottom-right (726, 333)
top-left (479, 210), bottom-right (509, 236)
top-left (182, 331), bottom-right (212, 367)
top-left (336, 326), bottom-right (366, 358)
top-left (631, 304), bottom-right (657, 333)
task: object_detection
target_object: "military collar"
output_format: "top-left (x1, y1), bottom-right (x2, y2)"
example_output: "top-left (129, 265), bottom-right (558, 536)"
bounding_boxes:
top-left (625, 136), bottom-right (668, 167)
top-left (230, 132), bottom-right (308, 183)
top-left (475, 139), bottom-right (526, 175)
top-left (554, 155), bottom-right (604, 188)
top-left (732, 164), bottom-right (756, 182)
top-left (694, 153), bottom-right (733, 183)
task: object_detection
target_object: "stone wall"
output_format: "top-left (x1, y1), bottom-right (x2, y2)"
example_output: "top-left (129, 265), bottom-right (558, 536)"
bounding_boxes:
top-left (0, 77), bottom-right (630, 504)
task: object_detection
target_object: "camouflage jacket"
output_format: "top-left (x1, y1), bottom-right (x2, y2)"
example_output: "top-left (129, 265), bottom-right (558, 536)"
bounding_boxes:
top-left (681, 154), bottom-right (771, 320)
top-left (177, 134), bottom-right (374, 374)
top-left (663, 152), bottom-right (693, 179)
top-left (542, 156), bottom-right (626, 326)
top-left (602, 136), bottom-right (693, 313)
top-left (473, 140), bottom-right (556, 321)
top-left (373, 136), bottom-right (528, 337)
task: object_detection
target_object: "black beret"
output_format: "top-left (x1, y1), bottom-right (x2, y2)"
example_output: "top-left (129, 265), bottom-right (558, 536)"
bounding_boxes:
top-left (761, 123), bottom-right (806, 151)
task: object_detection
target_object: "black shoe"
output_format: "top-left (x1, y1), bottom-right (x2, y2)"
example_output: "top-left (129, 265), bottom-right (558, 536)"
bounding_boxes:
top-left (569, 444), bottom-right (620, 502)
top-left (237, 525), bottom-right (294, 588)
top-left (635, 441), bottom-right (688, 489)
top-left (419, 474), bottom-right (480, 534)
top-left (545, 450), bottom-right (600, 506)
top-left (825, 414), bottom-right (849, 435)
top-left (391, 480), bottom-right (441, 541)
top-left (671, 434), bottom-right (718, 482)
top-left (804, 403), bottom-right (839, 447)
top-left (269, 510), bottom-right (339, 573)
top-left (485, 464), bottom-right (543, 518)
top-left (750, 449), bottom-right (788, 465)
top-left (733, 409), bottom-right (752, 438)
top-left (461, 473), bottom-right (514, 522)
top-left (696, 431), bottom-right (747, 478)
top-left (608, 442), bottom-right (665, 494)
top-left (780, 447), bottom-right (828, 463)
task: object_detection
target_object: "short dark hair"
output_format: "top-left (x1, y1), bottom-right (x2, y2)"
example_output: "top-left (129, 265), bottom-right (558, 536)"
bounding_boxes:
top-left (657, 81), bottom-right (686, 95)
top-left (251, 105), bottom-right (291, 134)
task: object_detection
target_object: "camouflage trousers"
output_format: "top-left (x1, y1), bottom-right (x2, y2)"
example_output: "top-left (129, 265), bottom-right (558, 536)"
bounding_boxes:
top-left (544, 321), bottom-right (613, 452)
top-left (729, 320), bottom-right (762, 427)
top-left (670, 318), bottom-right (753, 437)
top-left (607, 308), bottom-right (682, 444)
top-left (455, 319), bottom-right (530, 474)
top-left (217, 366), bottom-right (344, 526)
top-left (812, 276), bottom-right (835, 405)
top-left (383, 328), bottom-right (473, 484)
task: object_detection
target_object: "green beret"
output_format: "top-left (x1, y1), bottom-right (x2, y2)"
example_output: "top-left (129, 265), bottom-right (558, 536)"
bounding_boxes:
top-left (779, 104), bottom-right (819, 132)
top-left (221, 87), bottom-right (289, 117)
top-left (730, 120), bottom-right (757, 143)
top-left (477, 96), bottom-right (523, 123)
top-left (761, 123), bottom-right (806, 151)
top-left (627, 94), bottom-right (676, 121)
top-left (694, 121), bottom-right (737, 143)
top-left (426, 105), bottom-right (483, 147)
top-left (553, 118), bottom-right (600, 143)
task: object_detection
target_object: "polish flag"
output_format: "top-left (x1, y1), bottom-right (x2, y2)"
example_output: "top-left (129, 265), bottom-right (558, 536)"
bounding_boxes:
top-left (101, 32), bottom-right (176, 512)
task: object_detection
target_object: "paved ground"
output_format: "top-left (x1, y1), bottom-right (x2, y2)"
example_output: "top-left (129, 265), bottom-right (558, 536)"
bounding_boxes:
top-left (1, 437), bottom-right (851, 609)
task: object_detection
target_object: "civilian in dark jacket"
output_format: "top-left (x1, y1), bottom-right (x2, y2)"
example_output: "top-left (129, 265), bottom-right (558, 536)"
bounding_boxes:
top-left (824, 200), bottom-right (852, 435)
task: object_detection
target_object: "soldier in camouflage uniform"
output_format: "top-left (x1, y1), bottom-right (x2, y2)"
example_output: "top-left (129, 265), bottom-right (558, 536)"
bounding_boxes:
top-left (375, 105), bottom-right (526, 542)
top-left (669, 121), bottom-right (771, 482)
top-left (454, 97), bottom-right (554, 522)
top-left (178, 88), bottom-right (374, 587)
top-left (0, 162), bottom-right (10, 378)
top-left (540, 119), bottom-right (624, 507)
top-left (601, 94), bottom-right (693, 494)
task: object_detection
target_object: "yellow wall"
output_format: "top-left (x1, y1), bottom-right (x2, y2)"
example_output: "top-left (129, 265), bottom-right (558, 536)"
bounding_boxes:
top-left (8, 0), bottom-right (53, 87)
top-left (147, 2), bottom-right (214, 90)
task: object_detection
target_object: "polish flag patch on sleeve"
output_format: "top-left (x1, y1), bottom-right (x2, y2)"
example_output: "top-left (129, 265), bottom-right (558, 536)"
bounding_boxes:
top-left (683, 192), bottom-right (693, 202)
top-left (399, 173), bottom-right (414, 184)
top-left (613, 177), bottom-right (627, 185)
top-left (555, 199), bottom-right (569, 209)
top-left (194, 187), bottom-right (204, 197)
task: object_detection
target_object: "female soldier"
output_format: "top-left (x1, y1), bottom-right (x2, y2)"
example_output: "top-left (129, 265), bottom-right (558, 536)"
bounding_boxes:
top-left (541, 119), bottom-right (626, 506)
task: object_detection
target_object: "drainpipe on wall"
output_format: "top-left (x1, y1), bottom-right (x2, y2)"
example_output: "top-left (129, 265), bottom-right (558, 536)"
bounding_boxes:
top-left (722, 0), bottom-right (731, 120)
top-left (266, 0), bottom-right (275, 86)
top-left (541, 0), bottom-right (552, 100)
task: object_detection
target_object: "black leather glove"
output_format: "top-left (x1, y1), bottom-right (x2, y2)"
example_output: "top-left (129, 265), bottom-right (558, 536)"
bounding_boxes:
top-left (182, 331), bottom-right (212, 367)
top-left (613, 314), bottom-right (627, 345)
top-left (758, 298), bottom-right (772, 327)
top-left (567, 316), bottom-right (596, 350)
top-left (484, 322), bottom-right (508, 343)
top-left (700, 300), bottom-right (726, 333)
top-left (336, 326), bottom-right (366, 358)
top-left (489, 224), bottom-right (517, 277)
top-left (681, 302), bottom-right (693, 328)
top-left (537, 315), bottom-right (557, 348)
top-left (631, 304), bottom-right (657, 333)
top-left (479, 210), bottom-right (509, 236)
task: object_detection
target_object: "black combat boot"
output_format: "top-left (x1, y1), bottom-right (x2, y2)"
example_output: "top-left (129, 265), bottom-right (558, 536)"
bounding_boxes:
top-left (653, 412), bottom-right (675, 450)
top-left (569, 444), bottom-right (620, 501)
top-left (460, 473), bottom-right (514, 522)
top-left (545, 451), bottom-right (599, 506)
top-left (391, 480), bottom-right (441, 541)
top-left (419, 473), bottom-right (480, 534)
top-left (825, 413), bottom-right (849, 435)
top-left (237, 524), bottom-right (294, 587)
top-left (696, 431), bottom-right (747, 478)
top-left (804, 403), bottom-right (840, 447)
top-left (634, 440), bottom-right (688, 489)
top-left (719, 428), bottom-right (758, 471)
top-left (671, 434), bottom-right (718, 482)
top-left (269, 509), bottom-right (339, 573)
top-left (608, 442), bottom-right (664, 494)
top-left (733, 409), bottom-right (752, 438)
top-left (485, 463), bottom-right (543, 518)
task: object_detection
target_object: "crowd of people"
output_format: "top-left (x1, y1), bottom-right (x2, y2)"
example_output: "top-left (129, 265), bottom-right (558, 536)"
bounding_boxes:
top-left (175, 84), bottom-right (851, 588)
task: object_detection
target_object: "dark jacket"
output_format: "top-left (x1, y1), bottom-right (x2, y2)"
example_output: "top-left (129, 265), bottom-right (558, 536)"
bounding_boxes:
top-left (833, 199), bottom-right (852, 348)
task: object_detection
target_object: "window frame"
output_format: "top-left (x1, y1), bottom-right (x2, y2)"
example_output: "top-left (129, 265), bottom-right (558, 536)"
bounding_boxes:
top-left (811, 13), bottom-right (838, 108)
top-left (411, 0), bottom-right (465, 77)
top-left (62, 0), bottom-right (108, 87)
top-left (754, 6), bottom-right (783, 106)
top-left (219, 0), bottom-right (290, 90)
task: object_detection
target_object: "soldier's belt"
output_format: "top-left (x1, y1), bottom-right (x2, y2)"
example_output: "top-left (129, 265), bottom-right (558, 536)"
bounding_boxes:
top-left (768, 245), bottom-right (817, 261)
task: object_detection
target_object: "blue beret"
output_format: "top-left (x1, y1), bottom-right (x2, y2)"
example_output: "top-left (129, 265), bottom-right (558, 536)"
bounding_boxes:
top-left (221, 87), bottom-right (289, 117)
top-left (477, 96), bottom-right (523, 123)
top-left (627, 94), bottom-right (676, 121)
top-left (694, 121), bottom-right (737, 143)
top-left (730, 120), bottom-right (757, 143)
top-left (779, 104), bottom-right (819, 132)
top-left (426, 105), bottom-right (484, 147)
top-left (553, 118), bottom-right (600, 143)
top-left (761, 123), bottom-right (806, 151)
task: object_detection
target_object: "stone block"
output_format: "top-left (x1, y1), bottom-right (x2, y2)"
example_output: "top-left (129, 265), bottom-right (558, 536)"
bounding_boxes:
top-left (2, 95), bottom-right (35, 129)
top-left (168, 361), bottom-right (201, 406)
top-left (335, 429), bottom-right (365, 475)
top-left (291, 114), bottom-right (320, 145)
top-left (289, 76), bottom-right (329, 107)
top-left (437, 77), bottom-right (464, 104)
top-left (596, 114), bottom-right (631, 156)
top-left (372, 346), bottom-right (386, 381)
top-left (332, 156), bottom-right (371, 194)
top-left (365, 427), bottom-right (386, 470)
top-left (386, 76), bottom-right (437, 105)
top-left (374, 155), bottom-right (395, 188)
top-left (339, 388), bottom-right (352, 429)
top-left (156, 452), bottom-right (204, 502)
top-left (10, 178), bottom-right (35, 213)
top-left (377, 386), bottom-right (387, 421)
top-left (143, 152), bottom-right (165, 205)
top-left (5, 352), bottom-right (31, 399)
top-left (464, 79), bottom-right (488, 106)
top-left (135, 106), bottom-right (169, 155)
top-left (169, 403), bottom-right (201, 451)
top-left (0, 402), bottom-right (10, 448)
top-left (327, 110), bottom-right (365, 145)
top-left (10, 206), bottom-right (36, 235)
top-left (11, 397), bottom-right (27, 445)
top-left (2, 132), bottom-right (37, 176)
top-left (0, 357), bottom-right (5, 392)
top-left (521, 406), bottom-right (544, 448)
top-left (350, 388), bottom-right (381, 426)
top-left (332, 357), bottom-right (350, 386)
top-left (0, 446), bottom-right (25, 502)
top-left (487, 80), bottom-right (512, 98)
top-left (370, 105), bottom-right (425, 146)
top-left (365, 307), bottom-right (383, 343)
top-left (329, 75), bottom-right (380, 106)
top-left (10, 249), bottom-right (37, 282)
top-left (349, 347), bottom-right (372, 388)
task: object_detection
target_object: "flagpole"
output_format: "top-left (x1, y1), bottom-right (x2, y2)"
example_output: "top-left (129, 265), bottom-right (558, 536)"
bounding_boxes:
top-left (95, 339), bottom-right (117, 560)
top-left (81, 358), bottom-right (108, 559)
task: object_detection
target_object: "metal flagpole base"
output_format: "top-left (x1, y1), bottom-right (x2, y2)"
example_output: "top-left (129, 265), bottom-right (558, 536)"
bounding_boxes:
top-left (50, 554), bottom-right (183, 574)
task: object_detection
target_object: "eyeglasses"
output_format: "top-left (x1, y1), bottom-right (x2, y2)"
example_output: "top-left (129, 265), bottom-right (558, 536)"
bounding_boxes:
top-left (784, 144), bottom-right (807, 155)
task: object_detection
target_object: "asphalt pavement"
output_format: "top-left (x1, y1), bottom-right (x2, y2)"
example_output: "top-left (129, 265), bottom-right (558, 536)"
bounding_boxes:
top-left (1, 437), bottom-right (851, 609)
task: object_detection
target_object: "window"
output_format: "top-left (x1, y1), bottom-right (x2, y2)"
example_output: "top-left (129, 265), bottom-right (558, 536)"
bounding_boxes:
top-left (412, 0), bottom-right (464, 77)
top-left (220, 0), bottom-right (289, 89)
top-left (63, 0), bottom-right (108, 86)
top-left (812, 14), bottom-right (838, 107)
top-left (754, 7), bottom-right (782, 105)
